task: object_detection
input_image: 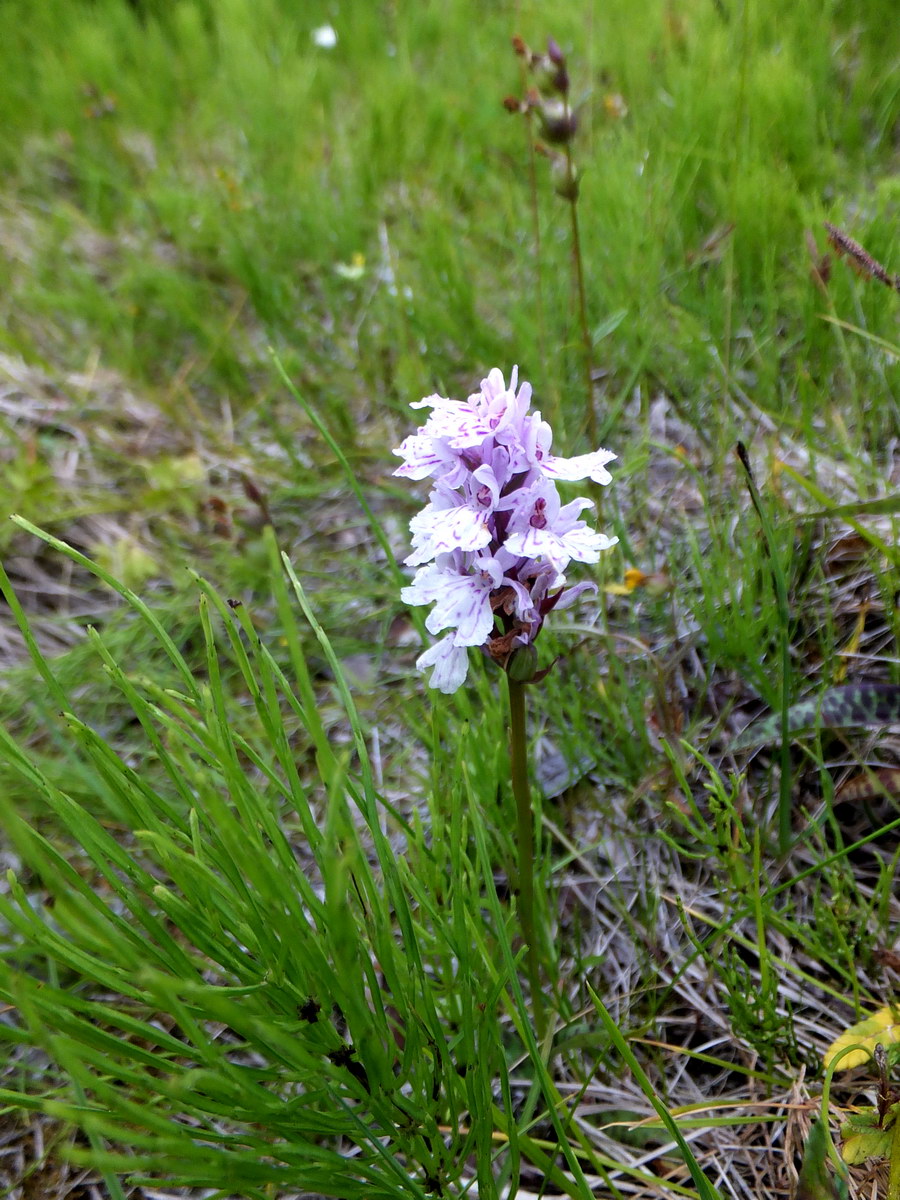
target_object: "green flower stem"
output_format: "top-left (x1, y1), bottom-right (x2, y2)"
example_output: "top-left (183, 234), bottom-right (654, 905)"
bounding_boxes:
top-left (507, 675), bottom-right (545, 1036)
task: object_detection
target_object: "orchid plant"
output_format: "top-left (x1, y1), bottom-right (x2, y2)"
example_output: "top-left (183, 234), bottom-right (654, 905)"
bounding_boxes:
top-left (395, 366), bottom-right (616, 1023)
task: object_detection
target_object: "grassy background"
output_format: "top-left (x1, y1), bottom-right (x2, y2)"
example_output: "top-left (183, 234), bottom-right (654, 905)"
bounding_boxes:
top-left (0, 0), bottom-right (899, 1196)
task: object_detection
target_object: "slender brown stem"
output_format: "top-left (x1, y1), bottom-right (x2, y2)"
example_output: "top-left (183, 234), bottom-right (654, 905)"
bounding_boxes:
top-left (516, 59), bottom-right (559, 432)
top-left (525, 118), bottom-right (548, 384)
top-left (507, 676), bottom-right (545, 1036)
top-left (561, 126), bottom-right (608, 638)
top-left (561, 123), bottom-right (597, 452)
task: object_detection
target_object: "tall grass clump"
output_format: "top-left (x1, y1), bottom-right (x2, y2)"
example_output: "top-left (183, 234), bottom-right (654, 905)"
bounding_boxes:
top-left (0, 523), bottom-right (570, 1198)
top-left (0, 477), bottom-right (727, 1200)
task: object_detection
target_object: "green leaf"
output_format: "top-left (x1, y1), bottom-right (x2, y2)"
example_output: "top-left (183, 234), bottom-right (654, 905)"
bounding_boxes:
top-left (592, 308), bottom-right (628, 344)
top-left (824, 1006), bottom-right (900, 1071)
top-left (799, 493), bottom-right (900, 520)
top-left (588, 988), bottom-right (726, 1200)
top-left (840, 1103), bottom-right (899, 1166)
top-left (797, 1119), bottom-right (849, 1200)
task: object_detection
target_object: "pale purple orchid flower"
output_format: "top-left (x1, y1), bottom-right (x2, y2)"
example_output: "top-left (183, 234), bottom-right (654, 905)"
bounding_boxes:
top-left (394, 367), bottom-right (617, 692)
top-left (503, 479), bottom-right (616, 572)
top-left (404, 463), bottom-right (503, 566)
top-left (400, 553), bottom-right (504, 646)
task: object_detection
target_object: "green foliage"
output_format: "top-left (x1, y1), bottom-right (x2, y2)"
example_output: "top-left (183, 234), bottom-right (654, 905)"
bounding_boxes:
top-left (0, 534), bottom-right (516, 1197)
top-left (798, 1119), bottom-right (849, 1200)
top-left (840, 1105), bottom-right (900, 1167)
top-left (0, 0), bottom-right (899, 1193)
top-left (0, 0), bottom-right (896, 416)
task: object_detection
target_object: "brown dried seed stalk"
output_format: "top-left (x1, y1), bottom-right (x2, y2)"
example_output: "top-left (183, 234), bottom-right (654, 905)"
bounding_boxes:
top-left (824, 221), bottom-right (900, 291)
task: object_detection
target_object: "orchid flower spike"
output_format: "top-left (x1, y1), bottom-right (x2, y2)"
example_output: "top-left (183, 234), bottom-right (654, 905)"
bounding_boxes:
top-left (394, 367), bottom-right (617, 692)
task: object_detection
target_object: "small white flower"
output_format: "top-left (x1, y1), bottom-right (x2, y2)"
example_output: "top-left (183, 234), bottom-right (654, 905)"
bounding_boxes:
top-left (311, 24), bottom-right (338, 49)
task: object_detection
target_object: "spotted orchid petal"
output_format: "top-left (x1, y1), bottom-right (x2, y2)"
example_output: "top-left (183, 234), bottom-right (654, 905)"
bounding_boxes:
top-left (540, 448), bottom-right (617, 485)
top-left (415, 635), bottom-right (471, 693)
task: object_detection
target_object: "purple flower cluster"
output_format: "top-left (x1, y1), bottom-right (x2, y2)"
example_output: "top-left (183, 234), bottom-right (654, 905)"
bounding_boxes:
top-left (394, 367), bottom-right (617, 693)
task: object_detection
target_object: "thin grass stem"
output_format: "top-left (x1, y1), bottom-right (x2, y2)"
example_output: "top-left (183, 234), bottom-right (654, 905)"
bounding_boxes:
top-left (506, 676), bottom-right (544, 1037)
top-left (735, 443), bottom-right (793, 852)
